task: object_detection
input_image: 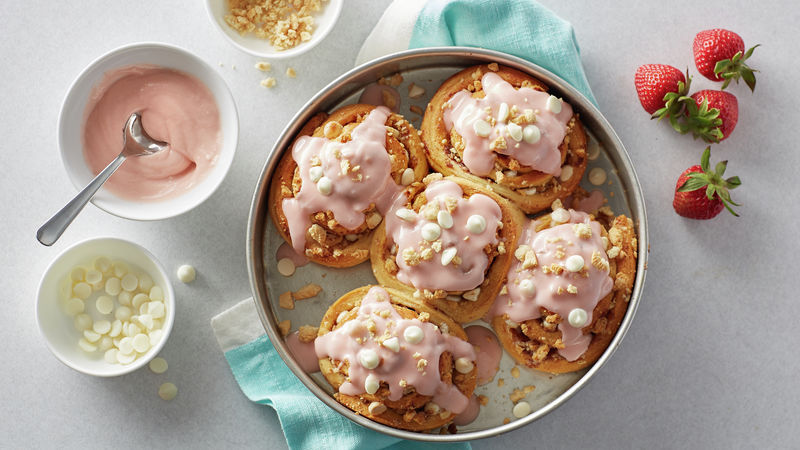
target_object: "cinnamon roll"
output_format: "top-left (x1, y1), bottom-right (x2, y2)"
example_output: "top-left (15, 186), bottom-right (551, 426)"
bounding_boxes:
top-left (269, 104), bottom-right (428, 267)
top-left (421, 64), bottom-right (587, 214)
top-left (370, 174), bottom-right (525, 323)
top-left (489, 200), bottom-right (637, 373)
top-left (315, 286), bottom-right (477, 431)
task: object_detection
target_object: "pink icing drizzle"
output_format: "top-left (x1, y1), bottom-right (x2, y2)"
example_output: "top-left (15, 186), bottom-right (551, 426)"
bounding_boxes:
top-left (285, 331), bottom-right (320, 373)
top-left (282, 107), bottom-right (402, 254)
top-left (314, 287), bottom-right (476, 413)
top-left (443, 72), bottom-right (573, 177)
top-left (452, 394), bottom-right (481, 426)
top-left (490, 210), bottom-right (613, 361)
top-left (464, 326), bottom-right (502, 385)
top-left (276, 242), bottom-right (310, 268)
top-left (385, 180), bottom-right (501, 292)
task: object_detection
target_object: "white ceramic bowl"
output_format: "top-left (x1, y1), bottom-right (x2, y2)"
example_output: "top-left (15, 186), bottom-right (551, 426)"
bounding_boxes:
top-left (58, 42), bottom-right (239, 221)
top-left (204, 0), bottom-right (342, 58)
top-left (36, 237), bottom-right (176, 377)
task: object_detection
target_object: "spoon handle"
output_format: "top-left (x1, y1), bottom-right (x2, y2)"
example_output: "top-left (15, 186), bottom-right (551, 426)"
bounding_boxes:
top-left (37, 154), bottom-right (127, 246)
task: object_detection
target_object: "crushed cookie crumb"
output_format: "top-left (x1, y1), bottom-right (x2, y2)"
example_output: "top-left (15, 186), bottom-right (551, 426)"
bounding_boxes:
top-left (260, 77), bottom-right (277, 88)
top-left (255, 61), bottom-right (272, 72)
top-left (224, 0), bottom-right (326, 51)
top-left (286, 67), bottom-right (297, 78)
top-left (294, 283), bottom-right (322, 300)
top-left (298, 325), bottom-right (318, 342)
top-left (278, 319), bottom-right (291, 336)
top-left (278, 291), bottom-right (294, 309)
top-left (510, 366), bottom-right (520, 378)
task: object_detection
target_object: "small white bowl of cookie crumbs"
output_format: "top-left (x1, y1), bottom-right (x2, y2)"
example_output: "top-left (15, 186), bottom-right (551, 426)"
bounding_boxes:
top-left (205, 0), bottom-right (343, 58)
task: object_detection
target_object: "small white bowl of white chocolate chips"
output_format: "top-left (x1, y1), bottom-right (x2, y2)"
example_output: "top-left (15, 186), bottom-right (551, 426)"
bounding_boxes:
top-left (36, 237), bottom-right (175, 377)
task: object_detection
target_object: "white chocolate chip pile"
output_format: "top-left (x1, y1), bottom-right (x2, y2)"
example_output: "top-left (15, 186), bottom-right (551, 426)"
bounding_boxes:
top-left (59, 256), bottom-right (168, 365)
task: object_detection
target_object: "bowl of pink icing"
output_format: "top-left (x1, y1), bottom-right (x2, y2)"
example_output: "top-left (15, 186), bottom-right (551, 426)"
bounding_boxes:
top-left (58, 42), bottom-right (238, 220)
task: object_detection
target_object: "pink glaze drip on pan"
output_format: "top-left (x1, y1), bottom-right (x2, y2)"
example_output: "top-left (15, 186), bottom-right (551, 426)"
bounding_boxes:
top-left (315, 286), bottom-right (476, 413)
top-left (490, 210), bottom-right (613, 361)
top-left (443, 72), bottom-right (572, 177)
top-left (282, 107), bottom-right (401, 255)
top-left (464, 326), bottom-right (502, 385)
top-left (276, 242), bottom-right (310, 267)
top-left (452, 394), bottom-right (481, 426)
top-left (285, 331), bottom-right (320, 373)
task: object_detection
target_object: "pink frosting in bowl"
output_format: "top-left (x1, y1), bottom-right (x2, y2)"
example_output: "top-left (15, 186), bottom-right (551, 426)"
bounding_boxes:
top-left (58, 43), bottom-right (238, 220)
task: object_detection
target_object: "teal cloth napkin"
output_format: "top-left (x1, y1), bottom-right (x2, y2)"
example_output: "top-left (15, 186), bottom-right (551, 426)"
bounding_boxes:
top-left (225, 334), bottom-right (467, 450)
top-left (409, 0), bottom-right (597, 105)
top-left (219, 1), bottom-right (596, 449)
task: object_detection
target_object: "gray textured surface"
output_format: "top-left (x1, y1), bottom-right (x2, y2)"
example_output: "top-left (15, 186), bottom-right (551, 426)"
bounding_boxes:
top-left (2, 0), bottom-right (797, 448)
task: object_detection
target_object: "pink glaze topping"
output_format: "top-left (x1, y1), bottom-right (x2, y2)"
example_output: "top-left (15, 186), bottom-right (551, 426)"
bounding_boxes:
top-left (285, 331), bottom-right (320, 373)
top-left (83, 65), bottom-right (221, 201)
top-left (282, 107), bottom-right (401, 254)
top-left (464, 326), bottom-right (502, 385)
top-left (443, 72), bottom-right (573, 177)
top-left (490, 210), bottom-right (613, 361)
top-left (276, 242), bottom-right (310, 268)
top-left (314, 287), bottom-right (476, 413)
top-left (452, 394), bottom-right (481, 426)
top-left (385, 180), bottom-right (502, 292)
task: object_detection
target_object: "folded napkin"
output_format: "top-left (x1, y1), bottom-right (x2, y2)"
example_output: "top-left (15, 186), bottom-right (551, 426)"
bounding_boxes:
top-left (213, 2), bottom-right (597, 449)
top-left (356, 0), bottom-right (596, 105)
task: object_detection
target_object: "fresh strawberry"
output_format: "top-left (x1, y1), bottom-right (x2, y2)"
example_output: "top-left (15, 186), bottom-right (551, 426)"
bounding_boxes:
top-left (673, 147), bottom-right (741, 219)
top-left (693, 29), bottom-right (759, 91)
top-left (634, 64), bottom-right (690, 115)
top-left (682, 90), bottom-right (738, 142)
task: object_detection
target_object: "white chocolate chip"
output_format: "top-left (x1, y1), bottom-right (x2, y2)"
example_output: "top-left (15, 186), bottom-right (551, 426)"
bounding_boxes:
top-left (546, 96), bottom-right (562, 113)
top-left (132, 334), bottom-right (151, 353)
top-left (565, 255), bottom-right (585, 272)
top-left (158, 382), bottom-right (178, 401)
top-left (78, 338), bottom-right (97, 352)
top-left (277, 258), bottom-right (296, 277)
top-left (85, 269), bottom-right (102, 285)
top-left (120, 273), bottom-right (138, 292)
top-left (345, 234), bottom-right (359, 242)
top-left (149, 357), bottom-right (168, 374)
top-left (74, 313), bottom-right (92, 331)
top-left (523, 125), bottom-right (541, 144)
top-left (73, 282), bottom-right (91, 300)
top-left (137, 314), bottom-right (155, 330)
top-left (551, 208), bottom-right (570, 224)
top-left (132, 293), bottom-right (148, 310)
top-left (109, 319), bottom-right (122, 337)
top-left (473, 119), bottom-right (492, 137)
top-left (462, 288), bottom-right (480, 302)
top-left (95, 295), bottom-right (114, 315)
top-left (65, 298), bottom-right (85, 316)
top-left (395, 208), bottom-right (416, 222)
top-left (497, 102), bottom-right (510, 122)
top-left (519, 279), bottom-right (536, 297)
top-left (118, 337), bottom-right (134, 355)
top-left (365, 374), bottom-right (380, 394)
top-left (506, 122), bottom-right (523, 142)
top-left (455, 357), bottom-right (474, 374)
top-left (316, 176), bottom-right (333, 195)
top-left (105, 277), bottom-right (122, 296)
top-left (309, 166), bottom-right (324, 183)
top-left (513, 401), bottom-right (532, 418)
top-left (149, 286), bottom-right (164, 302)
top-left (437, 210), bottom-right (454, 229)
top-left (104, 349), bottom-right (118, 363)
top-left (408, 83), bottom-right (426, 99)
top-left (560, 165), bottom-right (574, 182)
top-left (587, 139), bottom-right (601, 160)
top-left (421, 223), bottom-right (442, 241)
top-left (358, 349), bottom-right (380, 369)
top-left (441, 247), bottom-right (457, 266)
top-left (176, 265), bottom-right (196, 283)
top-left (403, 326), bottom-right (424, 344)
top-left (116, 351), bottom-right (136, 365)
top-left (466, 215), bottom-right (487, 234)
top-left (424, 402), bottom-right (441, 415)
top-left (401, 167), bottom-right (415, 186)
top-left (568, 308), bottom-right (588, 328)
top-left (93, 320), bottom-right (111, 335)
top-left (588, 167), bottom-right (607, 185)
top-left (83, 330), bottom-right (101, 343)
top-left (382, 337), bottom-right (400, 352)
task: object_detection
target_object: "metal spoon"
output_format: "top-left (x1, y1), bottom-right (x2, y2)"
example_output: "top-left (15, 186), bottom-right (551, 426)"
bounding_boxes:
top-left (37, 113), bottom-right (168, 246)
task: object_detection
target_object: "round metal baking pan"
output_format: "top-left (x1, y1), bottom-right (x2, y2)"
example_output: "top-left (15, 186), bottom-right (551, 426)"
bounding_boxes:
top-left (247, 47), bottom-right (648, 441)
